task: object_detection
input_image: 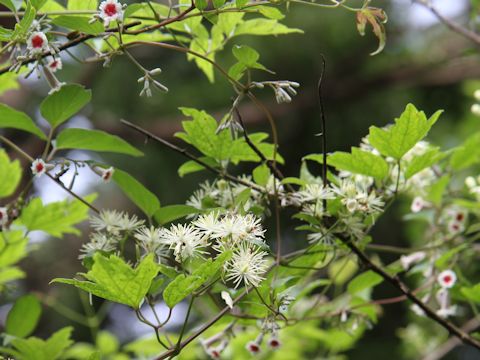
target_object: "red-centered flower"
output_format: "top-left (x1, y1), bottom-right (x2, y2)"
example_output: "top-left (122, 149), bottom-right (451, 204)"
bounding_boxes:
top-left (27, 32), bottom-right (48, 54)
top-left (48, 58), bottom-right (63, 72)
top-left (246, 341), bottom-right (261, 355)
top-left (31, 159), bottom-right (48, 177)
top-left (437, 269), bottom-right (457, 289)
top-left (268, 337), bottom-right (281, 349)
top-left (99, 0), bottom-right (123, 27)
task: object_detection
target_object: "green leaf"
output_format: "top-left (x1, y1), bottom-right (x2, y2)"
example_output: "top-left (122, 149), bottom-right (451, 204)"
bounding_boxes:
top-left (6, 294), bottom-right (42, 338)
top-left (0, 0), bottom-right (16, 11)
top-left (426, 175), bottom-right (449, 206)
top-left (52, 253), bottom-right (159, 309)
top-left (450, 132), bottom-right (480, 170)
top-left (234, 19), bottom-right (303, 36)
top-left (0, 149), bottom-right (22, 198)
top-left (0, 231), bottom-right (28, 267)
top-left (30, 0), bottom-right (47, 9)
top-left (256, 6), bottom-right (285, 19)
top-left (40, 84), bottom-right (92, 129)
top-left (52, 16), bottom-right (104, 35)
top-left (175, 107), bottom-right (233, 160)
top-left (435, 244), bottom-right (467, 269)
top-left (252, 163), bottom-right (271, 186)
top-left (212, 0), bottom-right (225, 8)
top-left (11, 327), bottom-right (73, 360)
top-left (56, 128), bottom-right (143, 156)
top-left (368, 104), bottom-right (442, 160)
top-left (112, 169), bottom-right (160, 218)
top-left (163, 252), bottom-right (231, 308)
top-left (95, 331), bottom-right (119, 355)
top-left (178, 157), bottom-right (219, 177)
top-left (12, 3), bottom-right (35, 39)
top-left (0, 71), bottom-right (20, 95)
top-left (195, 0), bottom-right (207, 10)
top-left (347, 270), bottom-right (383, 295)
top-left (0, 267), bottom-right (25, 288)
top-left (68, 0), bottom-right (97, 10)
top-left (16, 195), bottom-right (95, 237)
top-left (153, 205), bottom-right (199, 225)
top-left (405, 147), bottom-right (446, 179)
top-left (461, 284), bottom-right (480, 303)
top-left (328, 147), bottom-right (389, 180)
top-left (232, 45), bottom-right (259, 67)
top-left (0, 104), bottom-right (46, 140)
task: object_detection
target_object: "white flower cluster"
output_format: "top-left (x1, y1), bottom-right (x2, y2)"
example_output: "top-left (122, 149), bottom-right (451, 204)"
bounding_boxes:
top-left (81, 210), bottom-right (144, 258)
top-left (466, 175), bottom-right (480, 201)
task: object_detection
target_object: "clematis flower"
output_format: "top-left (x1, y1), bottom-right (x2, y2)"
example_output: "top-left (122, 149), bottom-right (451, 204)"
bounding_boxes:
top-left (47, 57), bottom-right (62, 72)
top-left (437, 269), bottom-right (457, 289)
top-left (27, 31), bottom-right (48, 54)
top-left (99, 0), bottom-right (124, 27)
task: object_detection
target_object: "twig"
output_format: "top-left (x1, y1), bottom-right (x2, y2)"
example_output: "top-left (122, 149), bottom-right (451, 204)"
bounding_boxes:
top-left (414, 0), bottom-right (480, 46)
top-left (120, 119), bottom-right (266, 193)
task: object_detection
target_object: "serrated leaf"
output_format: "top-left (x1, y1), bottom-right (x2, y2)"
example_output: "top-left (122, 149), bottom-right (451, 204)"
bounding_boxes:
top-left (40, 84), bottom-right (91, 128)
top-left (405, 147), bottom-right (445, 179)
top-left (112, 169), bottom-right (160, 218)
top-left (368, 104), bottom-right (442, 160)
top-left (232, 45), bottom-right (259, 67)
top-left (153, 205), bottom-right (199, 225)
top-left (0, 103), bottom-right (46, 139)
top-left (0, 149), bottom-right (22, 198)
top-left (328, 147), bottom-right (389, 180)
top-left (6, 294), bottom-right (42, 338)
top-left (56, 128), bottom-right (143, 156)
top-left (11, 327), bottom-right (73, 360)
top-left (175, 107), bottom-right (233, 160)
top-left (15, 195), bottom-right (95, 237)
top-left (52, 16), bottom-right (104, 35)
top-left (52, 253), bottom-right (159, 309)
top-left (0, 231), bottom-right (29, 267)
top-left (163, 252), bottom-right (231, 308)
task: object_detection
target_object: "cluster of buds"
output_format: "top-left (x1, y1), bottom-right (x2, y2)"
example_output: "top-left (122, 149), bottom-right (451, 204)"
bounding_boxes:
top-left (138, 68), bottom-right (168, 97)
top-left (251, 80), bottom-right (300, 104)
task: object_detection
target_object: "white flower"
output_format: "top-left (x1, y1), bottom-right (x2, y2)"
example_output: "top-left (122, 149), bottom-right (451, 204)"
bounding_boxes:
top-left (194, 212), bottom-right (220, 237)
top-left (160, 224), bottom-right (205, 262)
top-left (472, 104), bottom-right (480, 116)
top-left (47, 57), bottom-right (62, 72)
top-left (99, 0), bottom-right (124, 27)
top-left (31, 158), bottom-right (49, 177)
top-left (474, 89), bottom-right (480, 101)
top-left (225, 244), bottom-right (268, 288)
top-left (436, 305), bottom-right (457, 318)
top-left (90, 210), bottom-right (124, 234)
top-left (411, 196), bottom-right (427, 213)
top-left (339, 215), bottom-right (365, 240)
top-left (400, 251), bottom-right (426, 270)
top-left (437, 269), bottom-right (457, 289)
top-left (27, 31), bottom-right (48, 54)
top-left (134, 226), bottom-right (166, 257)
top-left (118, 213), bottom-right (144, 231)
top-left (298, 183), bottom-right (335, 202)
top-left (80, 232), bottom-right (119, 258)
top-left (221, 290), bottom-right (233, 309)
top-left (210, 214), bottom-right (265, 250)
top-left (447, 220), bottom-right (465, 235)
top-left (0, 207), bottom-right (8, 226)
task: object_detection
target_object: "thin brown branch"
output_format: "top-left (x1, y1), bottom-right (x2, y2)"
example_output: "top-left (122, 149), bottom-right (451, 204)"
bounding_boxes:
top-left (337, 232), bottom-right (480, 350)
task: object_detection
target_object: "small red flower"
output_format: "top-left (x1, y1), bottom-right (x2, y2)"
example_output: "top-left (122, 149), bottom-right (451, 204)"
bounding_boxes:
top-left (246, 341), bottom-right (261, 355)
top-left (438, 270), bottom-right (457, 289)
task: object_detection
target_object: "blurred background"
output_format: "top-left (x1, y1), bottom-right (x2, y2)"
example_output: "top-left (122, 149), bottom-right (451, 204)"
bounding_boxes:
top-left (2, 0), bottom-right (480, 358)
